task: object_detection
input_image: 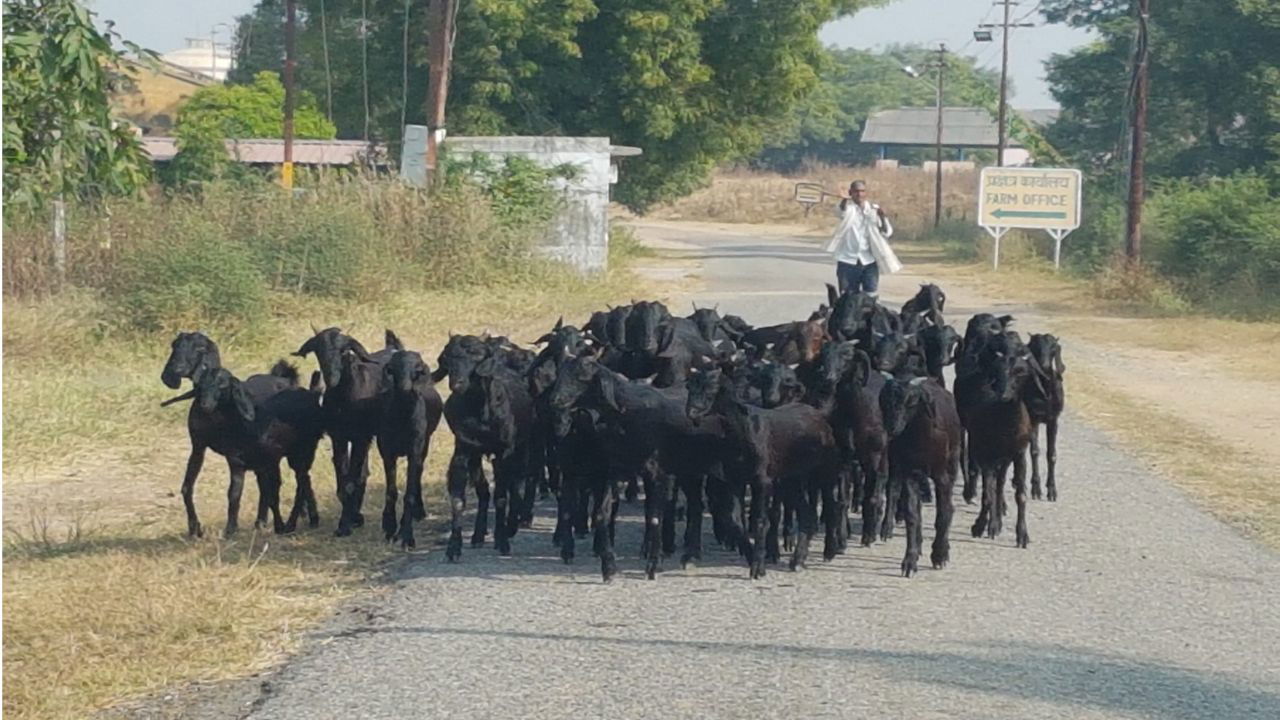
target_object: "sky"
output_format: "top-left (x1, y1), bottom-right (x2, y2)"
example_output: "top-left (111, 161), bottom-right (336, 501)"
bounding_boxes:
top-left (821, 0), bottom-right (1093, 108)
top-left (91, 0), bottom-right (1090, 108)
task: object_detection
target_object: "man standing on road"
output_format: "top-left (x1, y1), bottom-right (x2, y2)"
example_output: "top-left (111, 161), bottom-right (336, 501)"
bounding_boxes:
top-left (825, 179), bottom-right (903, 295)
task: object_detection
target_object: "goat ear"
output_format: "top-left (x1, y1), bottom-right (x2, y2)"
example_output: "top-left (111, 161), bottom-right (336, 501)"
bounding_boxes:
top-left (309, 371), bottom-right (324, 393)
top-left (385, 329), bottom-right (404, 351)
top-left (554, 316), bottom-right (564, 331)
top-left (533, 332), bottom-right (556, 345)
top-left (1054, 348), bottom-right (1066, 376)
top-left (430, 366), bottom-right (448, 383)
top-left (232, 384), bottom-right (256, 423)
top-left (998, 314), bottom-right (1015, 328)
top-left (293, 335), bottom-right (317, 358)
top-left (655, 324), bottom-right (677, 358)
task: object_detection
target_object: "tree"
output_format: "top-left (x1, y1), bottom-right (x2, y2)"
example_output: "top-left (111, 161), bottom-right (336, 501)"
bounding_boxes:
top-left (231, 0), bottom-right (884, 211)
top-left (2, 0), bottom-right (153, 210)
top-left (177, 71), bottom-right (337, 139)
top-left (1042, 0), bottom-right (1280, 180)
top-left (752, 45), bottom-right (1005, 171)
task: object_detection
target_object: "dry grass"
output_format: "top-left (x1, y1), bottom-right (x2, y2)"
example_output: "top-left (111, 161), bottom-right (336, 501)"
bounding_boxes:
top-left (1065, 366), bottom-right (1280, 550)
top-left (2, 269), bottom-right (659, 719)
top-left (648, 166), bottom-right (979, 240)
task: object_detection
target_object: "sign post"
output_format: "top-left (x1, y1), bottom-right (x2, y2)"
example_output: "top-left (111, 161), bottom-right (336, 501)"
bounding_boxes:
top-left (977, 167), bottom-right (1082, 270)
top-left (793, 182), bottom-right (827, 217)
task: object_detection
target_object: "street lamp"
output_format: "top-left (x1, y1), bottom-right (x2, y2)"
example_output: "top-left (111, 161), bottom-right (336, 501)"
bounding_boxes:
top-left (900, 47), bottom-right (948, 228)
top-left (973, 29), bottom-right (993, 42)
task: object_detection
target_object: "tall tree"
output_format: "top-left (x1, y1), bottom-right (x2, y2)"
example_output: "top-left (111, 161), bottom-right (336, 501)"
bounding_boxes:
top-left (2, 0), bottom-right (153, 209)
top-left (231, 0), bottom-right (883, 210)
top-left (1042, 0), bottom-right (1280, 179)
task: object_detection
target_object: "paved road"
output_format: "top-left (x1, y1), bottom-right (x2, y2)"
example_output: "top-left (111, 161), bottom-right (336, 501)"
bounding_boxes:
top-left (246, 224), bottom-right (1280, 719)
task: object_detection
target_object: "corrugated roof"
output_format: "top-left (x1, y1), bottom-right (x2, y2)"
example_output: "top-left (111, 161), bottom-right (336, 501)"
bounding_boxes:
top-left (861, 107), bottom-right (1027, 148)
top-left (141, 137), bottom-right (390, 165)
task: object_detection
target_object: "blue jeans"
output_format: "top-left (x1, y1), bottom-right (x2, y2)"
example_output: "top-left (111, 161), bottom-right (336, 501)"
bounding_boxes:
top-left (837, 261), bottom-right (879, 295)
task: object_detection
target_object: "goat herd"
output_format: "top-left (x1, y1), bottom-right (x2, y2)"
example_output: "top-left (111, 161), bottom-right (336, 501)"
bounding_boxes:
top-left (160, 282), bottom-right (1066, 582)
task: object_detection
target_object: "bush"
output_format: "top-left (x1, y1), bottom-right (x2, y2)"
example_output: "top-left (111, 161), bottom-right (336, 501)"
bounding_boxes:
top-left (106, 215), bottom-right (266, 334)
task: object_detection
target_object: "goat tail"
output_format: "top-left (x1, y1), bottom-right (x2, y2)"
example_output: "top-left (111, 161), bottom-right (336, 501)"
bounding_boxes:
top-left (269, 359), bottom-right (301, 386)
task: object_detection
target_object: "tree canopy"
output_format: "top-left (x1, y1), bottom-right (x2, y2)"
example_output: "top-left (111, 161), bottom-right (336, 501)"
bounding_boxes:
top-left (753, 45), bottom-right (1004, 171)
top-left (231, 0), bottom-right (883, 211)
top-left (177, 71), bottom-right (336, 140)
top-left (1042, 0), bottom-right (1280, 180)
top-left (2, 0), bottom-right (152, 209)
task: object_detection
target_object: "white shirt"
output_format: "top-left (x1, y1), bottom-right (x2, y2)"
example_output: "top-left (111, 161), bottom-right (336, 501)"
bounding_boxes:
top-left (832, 200), bottom-right (893, 266)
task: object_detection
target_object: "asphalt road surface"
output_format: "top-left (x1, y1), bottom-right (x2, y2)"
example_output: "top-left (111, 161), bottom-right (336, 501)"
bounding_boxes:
top-left (241, 224), bottom-right (1280, 720)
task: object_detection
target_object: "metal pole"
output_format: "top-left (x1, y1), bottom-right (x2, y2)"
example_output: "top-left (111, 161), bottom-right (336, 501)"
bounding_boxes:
top-left (282, 0), bottom-right (297, 189)
top-left (934, 43), bottom-right (945, 228)
top-left (425, 0), bottom-right (457, 186)
top-left (1125, 0), bottom-right (1150, 266)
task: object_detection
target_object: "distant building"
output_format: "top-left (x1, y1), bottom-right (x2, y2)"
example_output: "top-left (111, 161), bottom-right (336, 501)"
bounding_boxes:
top-left (112, 56), bottom-right (215, 135)
top-left (860, 107), bottom-right (1060, 167)
top-left (161, 37), bottom-right (234, 82)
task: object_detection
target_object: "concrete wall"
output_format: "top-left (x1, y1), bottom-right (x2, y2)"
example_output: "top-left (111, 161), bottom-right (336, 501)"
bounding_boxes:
top-left (400, 129), bottom-right (614, 273)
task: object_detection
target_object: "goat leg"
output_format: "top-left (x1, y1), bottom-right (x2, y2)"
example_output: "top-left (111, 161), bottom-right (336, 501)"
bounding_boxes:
top-left (962, 432), bottom-right (978, 504)
top-left (1046, 418), bottom-right (1059, 502)
top-left (765, 492), bottom-right (783, 565)
top-left (900, 471), bottom-right (923, 578)
top-left (971, 466), bottom-right (991, 538)
top-left (224, 461), bottom-right (247, 538)
top-left (412, 438), bottom-right (430, 521)
top-left (445, 452), bottom-right (470, 562)
top-left (747, 478), bottom-right (771, 579)
top-left (335, 441), bottom-right (372, 537)
top-left (471, 457), bottom-right (489, 547)
top-left (594, 474), bottom-right (620, 582)
top-left (284, 453), bottom-right (314, 533)
top-left (181, 445), bottom-right (206, 538)
top-left (860, 456), bottom-right (885, 547)
top-left (381, 451), bottom-right (400, 542)
top-left (398, 450), bottom-right (425, 549)
top-left (1029, 423), bottom-right (1043, 500)
top-left (557, 470), bottom-right (577, 564)
top-left (680, 474), bottom-right (704, 568)
top-left (263, 466), bottom-right (286, 534)
top-left (789, 481), bottom-right (818, 571)
top-left (879, 456), bottom-right (897, 542)
top-left (931, 469), bottom-right (955, 569)
top-left (661, 483), bottom-right (677, 558)
top-left (1013, 452), bottom-right (1031, 548)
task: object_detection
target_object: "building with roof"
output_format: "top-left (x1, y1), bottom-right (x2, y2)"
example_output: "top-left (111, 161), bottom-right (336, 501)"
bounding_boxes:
top-left (860, 107), bottom-right (1060, 166)
top-left (140, 137), bottom-right (391, 168)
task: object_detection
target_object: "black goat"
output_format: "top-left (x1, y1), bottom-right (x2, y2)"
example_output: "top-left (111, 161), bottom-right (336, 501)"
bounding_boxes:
top-left (807, 339), bottom-right (891, 547)
top-left (294, 327), bottom-right (401, 536)
top-left (920, 323), bottom-right (962, 389)
top-left (437, 349), bottom-right (538, 561)
top-left (954, 330), bottom-right (1037, 547)
top-left (376, 351), bottom-right (444, 548)
top-left (161, 331), bottom-right (222, 389)
top-left (548, 356), bottom-right (726, 581)
top-left (1026, 333), bottom-right (1066, 502)
top-left (687, 367), bottom-right (841, 576)
top-left (163, 359), bottom-right (323, 538)
top-left (901, 283), bottom-right (947, 326)
top-left (879, 373), bottom-right (962, 576)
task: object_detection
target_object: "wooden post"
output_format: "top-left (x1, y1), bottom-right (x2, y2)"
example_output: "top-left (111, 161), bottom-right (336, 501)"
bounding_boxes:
top-left (52, 197), bottom-right (67, 287)
top-left (1125, 0), bottom-right (1150, 265)
top-left (425, 0), bottom-right (457, 186)
top-left (934, 44), bottom-right (946, 228)
top-left (282, 0), bottom-right (297, 189)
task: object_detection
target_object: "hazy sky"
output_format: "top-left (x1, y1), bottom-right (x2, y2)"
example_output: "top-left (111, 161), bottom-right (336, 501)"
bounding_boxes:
top-left (92, 0), bottom-right (1089, 108)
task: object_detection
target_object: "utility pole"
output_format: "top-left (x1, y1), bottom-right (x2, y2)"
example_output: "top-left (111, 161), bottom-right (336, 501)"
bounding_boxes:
top-left (979, 1), bottom-right (1035, 166)
top-left (425, 0), bottom-right (458, 186)
top-left (934, 43), bottom-right (946, 228)
top-left (1125, 0), bottom-right (1151, 265)
top-left (282, 0), bottom-right (296, 190)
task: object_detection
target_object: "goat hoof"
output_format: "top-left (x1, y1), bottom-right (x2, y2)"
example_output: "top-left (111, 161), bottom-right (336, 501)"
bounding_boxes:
top-left (223, 525), bottom-right (238, 539)
top-left (645, 563), bottom-right (658, 580)
top-left (446, 535), bottom-right (462, 562)
top-left (561, 551), bottom-right (575, 565)
top-left (470, 534), bottom-right (486, 548)
top-left (931, 550), bottom-right (950, 569)
top-left (601, 557), bottom-right (618, 582)
top-left (1047, 487), bottom-right (1058, 502)
top-left (308, 516), bottom-right (320, 529)
top-left (399, 532), bottom-right (416, 550)
top-left (1017, 532), bottom-right (1030, 549)
top-left (902, 559), bottom-right (918, 578)
top-left (971, 524), bottom-right (984, 538)
top-left (351, 513), bottom-right (365, 528)
top-left (188, 524), bottom-right (203, 538)
top-left (334, 525), bottom-right (353, 538)
top-left (680, 552), bottom-right (699, 568)
top-left (496, 540), bottom-right (512, 556)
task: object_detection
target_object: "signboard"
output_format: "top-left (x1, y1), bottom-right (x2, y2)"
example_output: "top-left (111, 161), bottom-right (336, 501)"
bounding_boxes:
top-left (793, 181), bottom-right (827, 217)
top-left (977, 167), bottom-right (1083, 270)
